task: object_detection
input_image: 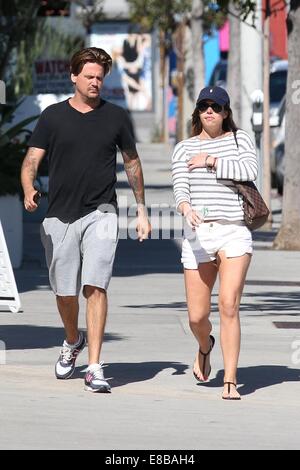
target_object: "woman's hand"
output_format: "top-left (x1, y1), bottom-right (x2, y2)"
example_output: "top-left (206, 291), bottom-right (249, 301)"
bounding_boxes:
top-left (187, 153), bottom-right (217, 171)
top-left (179, 203), bottom-right (203, 230)
top-left (187, 153), bottom-right (208, 171)
top-left (184, 208), bottom-right (203, 229)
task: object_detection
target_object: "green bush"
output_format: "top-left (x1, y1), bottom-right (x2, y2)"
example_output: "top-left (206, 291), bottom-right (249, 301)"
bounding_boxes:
top-left (0, 101), bottom-right (38, 197)
top-left (0, 139), bottom-right (28, 197)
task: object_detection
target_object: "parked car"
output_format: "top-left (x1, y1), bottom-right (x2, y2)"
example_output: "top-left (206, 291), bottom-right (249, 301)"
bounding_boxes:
top-left (273, 108), bottom-right (286, 195)
top-left (270, 94), bottom-right (285, 188)
top-left (208, 59), bottom-right (227, 89)
top-left (269, 60), bottom-right (288, 127)
top-left (274, 141), bottom-right (285, 195)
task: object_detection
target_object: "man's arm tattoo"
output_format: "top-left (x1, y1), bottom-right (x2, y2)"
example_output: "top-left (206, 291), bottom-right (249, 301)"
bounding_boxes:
top-left (21, 148), bottom-right (43, 187)
top-left (122, 150), bottom-right (145, 206)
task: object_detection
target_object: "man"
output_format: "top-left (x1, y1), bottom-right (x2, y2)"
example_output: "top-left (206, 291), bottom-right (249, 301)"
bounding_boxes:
top-left (21, 47), bottom-right (151, 393)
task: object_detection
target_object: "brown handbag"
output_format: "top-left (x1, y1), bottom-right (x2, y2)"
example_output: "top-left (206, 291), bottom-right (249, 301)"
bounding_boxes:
top-left (234, 180), bottom-right (270, 230)
top-left (232, 131), bottom-right (270, 230)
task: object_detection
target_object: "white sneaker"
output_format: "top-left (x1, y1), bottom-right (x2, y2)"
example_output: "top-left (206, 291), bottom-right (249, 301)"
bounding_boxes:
top-left (84, 363), bottom-right (111, 393)
top-left (55, 332), bottom-right (86, 380)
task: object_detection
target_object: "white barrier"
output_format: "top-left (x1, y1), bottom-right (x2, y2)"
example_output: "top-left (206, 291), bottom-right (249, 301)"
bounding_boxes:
top-left (0, 221), bottom-right (21, 313)
top-left (0, 79), bottom-right (5, 104)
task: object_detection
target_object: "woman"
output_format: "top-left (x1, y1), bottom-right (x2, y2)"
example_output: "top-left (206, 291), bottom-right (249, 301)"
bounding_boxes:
top-left (172, 86), bottom-right (258, 400)
top-left (119, 32), bottom-right (149, 110)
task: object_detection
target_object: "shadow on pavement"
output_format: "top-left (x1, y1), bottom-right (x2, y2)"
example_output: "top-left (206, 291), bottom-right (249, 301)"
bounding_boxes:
top-left (240, 291), bottom-right (300, 314)
top-left (15, 221), bottom-right (182, 292)
top-left (117, 182), bottom-right (172, 190)
top-left (15, 269), bottom-right (50, 294)
top-left (123, 290), bottom-right (300, 316)
top-left (252, 230), bottom-right (277, 243)
top-left (86, 361), bottom-right (189, 387)
top-left (113, 238), bottom-right (181, 276)
top-left (123, 301), bottom-right (186, 311)
top-left (0, 325), bottom-right (124, 350)
top-left (201, 365), bottom-right (300, 396)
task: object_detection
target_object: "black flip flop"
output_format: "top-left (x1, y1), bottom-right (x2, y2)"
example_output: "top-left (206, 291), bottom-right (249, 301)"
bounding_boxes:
top-left (193, 334), bottom-right (215, 383)
top-left (222, 382), bottom-right (241, 400)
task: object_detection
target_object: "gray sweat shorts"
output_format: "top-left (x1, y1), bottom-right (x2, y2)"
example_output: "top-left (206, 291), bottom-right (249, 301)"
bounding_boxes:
top-left (40, 210), bottom-right (118, 296)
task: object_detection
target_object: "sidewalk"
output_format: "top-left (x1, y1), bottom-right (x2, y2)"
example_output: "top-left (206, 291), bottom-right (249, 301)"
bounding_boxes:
top-left (0, 143), bottom-right (299, 450)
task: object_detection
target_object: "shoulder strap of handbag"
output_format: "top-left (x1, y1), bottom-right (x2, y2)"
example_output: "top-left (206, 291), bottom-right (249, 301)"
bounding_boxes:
top-left (234, 131), bottom-right (239, 149)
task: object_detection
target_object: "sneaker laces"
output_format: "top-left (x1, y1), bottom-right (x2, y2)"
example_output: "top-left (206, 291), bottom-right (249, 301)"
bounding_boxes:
top-left (60, 346), bottom-right (75, 363)
top-left (60, 334), bottom-right (83, 363)
top-left (89, 362), bottom-right (109, 381)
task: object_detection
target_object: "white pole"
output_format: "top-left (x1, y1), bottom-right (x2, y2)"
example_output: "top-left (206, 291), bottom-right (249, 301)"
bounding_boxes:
top-left (240, 1), bottom-right (263, 189)
top-left (263, 5), bottom-right (272, 227)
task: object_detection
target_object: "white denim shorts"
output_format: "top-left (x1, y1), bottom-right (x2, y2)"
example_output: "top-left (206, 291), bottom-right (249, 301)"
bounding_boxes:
top-left (181, 220), bottom-right (253, 269)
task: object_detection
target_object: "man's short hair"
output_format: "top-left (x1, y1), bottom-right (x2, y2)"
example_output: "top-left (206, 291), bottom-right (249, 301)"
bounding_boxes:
top-left (70, 47), bottom-right (112, 76)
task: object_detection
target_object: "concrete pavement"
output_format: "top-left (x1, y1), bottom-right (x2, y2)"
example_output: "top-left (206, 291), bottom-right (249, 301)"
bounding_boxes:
top-left (0, 143), bottom-right (300, 450)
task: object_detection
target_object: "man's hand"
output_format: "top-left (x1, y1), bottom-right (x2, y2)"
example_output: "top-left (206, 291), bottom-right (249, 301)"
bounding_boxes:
top-left (136, 206), bottom-right (151, 242)
top-left (187, 152), bottom-right (209, 171)
top-left (24, 188), bottom-right (41, 212)
top-left (21, 147), bottom-right (45, 212)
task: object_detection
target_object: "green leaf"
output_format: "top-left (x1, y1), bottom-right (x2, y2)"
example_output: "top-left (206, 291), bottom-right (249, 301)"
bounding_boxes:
top-left (0, 115), bottom-right (39, 143)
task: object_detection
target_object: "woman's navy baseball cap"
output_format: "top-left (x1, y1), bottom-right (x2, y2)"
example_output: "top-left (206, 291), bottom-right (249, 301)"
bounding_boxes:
top-left (196, 86), bottom-right (230, 107)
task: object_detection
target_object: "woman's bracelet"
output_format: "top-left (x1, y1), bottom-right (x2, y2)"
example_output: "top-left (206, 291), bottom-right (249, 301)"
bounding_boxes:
top-left (205, 155), bottom-right (216, 172)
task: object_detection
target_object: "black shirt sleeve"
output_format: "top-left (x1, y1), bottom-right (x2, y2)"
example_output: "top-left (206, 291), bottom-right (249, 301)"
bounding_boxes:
top-left (116, 110), bottom-right (137, 153)
top-left (27, 109), bottom-right (51, 150)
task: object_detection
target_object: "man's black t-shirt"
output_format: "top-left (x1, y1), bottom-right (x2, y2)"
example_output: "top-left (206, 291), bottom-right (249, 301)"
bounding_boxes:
top-left (28, 99), bottom-right (136, 223)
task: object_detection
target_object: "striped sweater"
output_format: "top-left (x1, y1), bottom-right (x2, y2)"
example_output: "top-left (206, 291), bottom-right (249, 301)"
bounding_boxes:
top-left (172, 130), bottom-right (258, 222)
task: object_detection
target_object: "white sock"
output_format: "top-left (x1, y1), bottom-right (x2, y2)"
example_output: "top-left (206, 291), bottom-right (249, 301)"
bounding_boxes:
top-left (88, 363), bottom-right (100, 371)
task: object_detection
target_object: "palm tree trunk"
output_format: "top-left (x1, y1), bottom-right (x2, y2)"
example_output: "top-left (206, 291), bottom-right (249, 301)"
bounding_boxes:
top-left (274, 0), bottom-right (300, 249)
top-left (191, 0), bottom-right (205, 98)
top-left (159, 31), bottom-right (169, 143)
top-left (227, 2), bottom-right (241, 124)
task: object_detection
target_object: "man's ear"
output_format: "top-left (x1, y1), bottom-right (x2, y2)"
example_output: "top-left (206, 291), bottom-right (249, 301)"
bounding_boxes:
top-left (71, 73), bottom-right (77, 85)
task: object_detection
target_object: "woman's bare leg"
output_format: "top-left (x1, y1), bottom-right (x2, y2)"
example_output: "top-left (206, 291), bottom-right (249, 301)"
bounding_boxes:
top-left (218, 252), bottom-right (251, 399)
top-left (184, 262), bottom-right (218, 381)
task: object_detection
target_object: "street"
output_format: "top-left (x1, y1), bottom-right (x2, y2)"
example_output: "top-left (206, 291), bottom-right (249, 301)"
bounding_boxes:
top-left (0, 143), bottom-right (300, 450)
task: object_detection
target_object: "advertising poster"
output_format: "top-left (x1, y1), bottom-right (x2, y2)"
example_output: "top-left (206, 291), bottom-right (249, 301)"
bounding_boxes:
top-left (90, 23), bottom-right (153, 112)
top-left (33, 59), bottom-right (73, 95)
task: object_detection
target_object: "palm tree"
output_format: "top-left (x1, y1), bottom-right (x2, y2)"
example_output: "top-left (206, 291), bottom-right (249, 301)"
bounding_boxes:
top-left (274, 0), bottom-right (300, 249)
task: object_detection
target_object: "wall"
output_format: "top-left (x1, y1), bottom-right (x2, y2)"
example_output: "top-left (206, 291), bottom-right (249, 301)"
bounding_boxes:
top-left (269, 2), bottom-right (288, 59)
